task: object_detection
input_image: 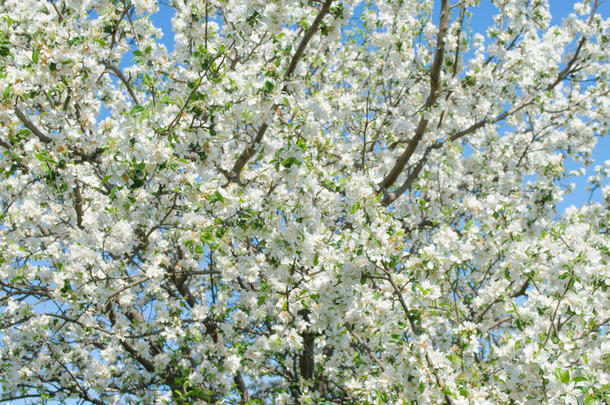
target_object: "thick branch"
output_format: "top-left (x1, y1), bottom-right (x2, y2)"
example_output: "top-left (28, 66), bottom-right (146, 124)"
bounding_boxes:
top-left (451, 3), bottom-right (466, 78)
top-left (172, 273), bottom-right (197, 308)
top-left (73, 185), bottom-right (84, 229)
top-left (104, 303), bottom-right (156, 374)
top-left (381, 0), bottom-right (593, 206)
top-left (300, 331), bottom-right (316, 379)
top-left (379, 0), bottom-right (450, 191)
top-left (298, 309), bottom-right (316, 380)
top-left (14, 106), bottom-right (52, 143)
top-left (382, 147), bottom-right (430, 206)
top-left (381, 0), bottom-right (599, 207)
top-left (383, 92), bottom-right (542, 206)
top-left (227, 0), bottom-right (334, 182)
top-left (234, 373), bottom-right (250, 404)
top-left (284, 0), bottom-right (335, 79)
top-left (227, 122), bottom-right (268, 181)
top-left (171, 246), bottom-right (198, 308)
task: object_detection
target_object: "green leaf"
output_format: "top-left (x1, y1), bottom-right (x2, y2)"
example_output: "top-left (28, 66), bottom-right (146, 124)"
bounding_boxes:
top-left (92, 38), bottom-right (106, 47)
top-left (130, 105), bottom-right (145, 115)
top-left (296, 138), bottom-right (307, 153)
top-left (201, 230), bottom-right (214, 244)
top-left (32, 48), bottom-right (39, 64)
top-left (159, 96), bottom-right (177, 105)
top-left (208, 191), bottom-right (224, 204)
top-left (143, 73), bottom-right (152, 86)
top-left (463, 75), bottom-right (476, 87)
top-left (263, 80), bottom-right (274, 93)
top-left (60, 280), bottom-right (71, 294)
top-left (281, 156), bottom-right (300, 168)
top-left (67, 36), bottom-right (86, 46)
top-left (110, 186), bottom-right (119, 201)
top-left (555, 368), bottom-right (570, 385)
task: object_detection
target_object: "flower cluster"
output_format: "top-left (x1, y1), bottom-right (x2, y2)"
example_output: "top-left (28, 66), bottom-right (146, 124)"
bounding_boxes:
top-left (0, 0), bottom-right (608, 403)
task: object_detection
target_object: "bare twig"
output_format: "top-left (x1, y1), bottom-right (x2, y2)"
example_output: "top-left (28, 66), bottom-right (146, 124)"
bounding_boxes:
top-left (109, 5), bottom-right (133, 50)
top-left (345, 323), bottom-right (387, 371)
top-left (161, 75), bottom-right (204, 137)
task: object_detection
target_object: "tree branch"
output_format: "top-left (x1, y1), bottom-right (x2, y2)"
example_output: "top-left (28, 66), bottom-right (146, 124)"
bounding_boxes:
top-left (73, 184), bottom-right (84, 229)
top-left (284, 0), bottom-right (335, 79)
top-left (380, 0), bottom-right (600, 207)
top-left (233, 373), bottom-right (250, 404)
top-left (345, 323), bottom-right (386, 371)
top-left (379, 0), bottom-right (450, 192)
top-left (49, 0), bottom-right (64, 22)
top-left (295, 308), bottom-right (318, 382)
top-left (226, 0), bottom-right (334, 183)
top-left (14, 105), bottom-right (52, 143)
top-left (547, 0), bottom-right (599, 90)
top-left (374, 259), bottom-right (455, 404)
top-left (102, 62), bottom-right (140, 105)
top-left (109, 5), bottom-right (133, 50)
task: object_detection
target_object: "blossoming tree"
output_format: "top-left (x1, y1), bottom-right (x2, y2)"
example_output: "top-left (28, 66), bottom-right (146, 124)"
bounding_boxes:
top-left (0, 0), bottom-right (608, 403)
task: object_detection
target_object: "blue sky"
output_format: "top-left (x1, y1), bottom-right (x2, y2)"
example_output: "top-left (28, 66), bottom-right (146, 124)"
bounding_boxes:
top-left (145, 0), bottom-right (609, 211)
top-left (437, 1), bottom-right (610, 211)
top-left (5, 2), bottom-right (609, 403)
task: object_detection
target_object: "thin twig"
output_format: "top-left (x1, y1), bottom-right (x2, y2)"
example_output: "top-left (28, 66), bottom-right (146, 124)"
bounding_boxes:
top-left (102, 62), bottom-right (141, 105)
top-left (345, 323), bottom-right (387, 371)
top-left (50, 0), bottom-right (64, 22)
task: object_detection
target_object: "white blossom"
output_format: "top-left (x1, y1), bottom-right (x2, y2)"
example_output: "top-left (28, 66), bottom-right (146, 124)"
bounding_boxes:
top-left (0, 0), bottom-right (608, 403)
